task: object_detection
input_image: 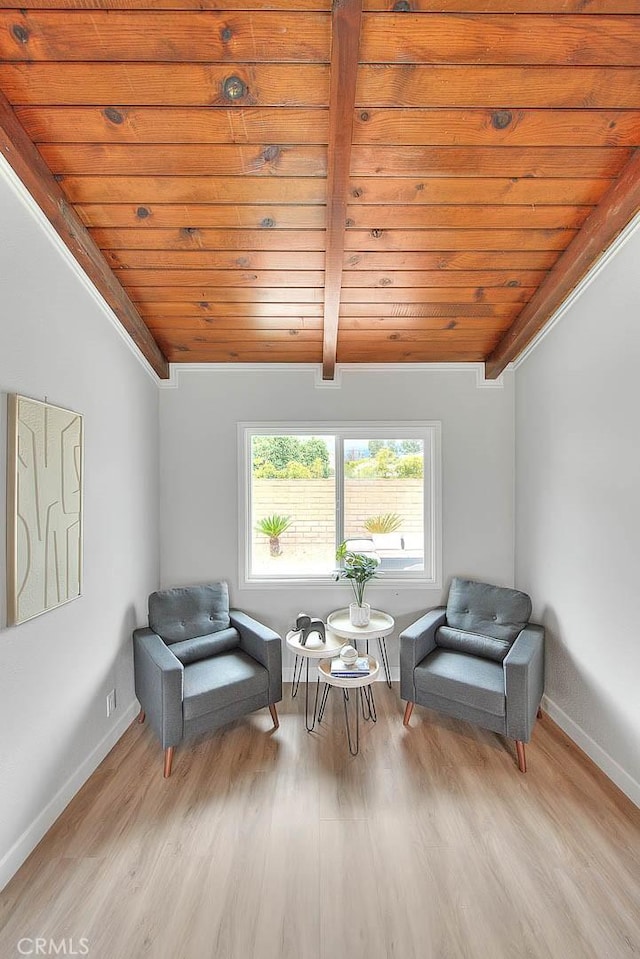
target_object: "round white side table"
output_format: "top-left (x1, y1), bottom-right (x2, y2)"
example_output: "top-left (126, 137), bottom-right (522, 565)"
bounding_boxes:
top-left (317, 656), bottom-right (380, 755)
top-left (326, 609), bottom-right (395, 687)
top-left (286, 628), bottom-right (345, 731)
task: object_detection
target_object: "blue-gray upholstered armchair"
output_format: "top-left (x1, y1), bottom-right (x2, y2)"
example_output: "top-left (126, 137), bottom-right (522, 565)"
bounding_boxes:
top-left (134, 583), bottom-right (282, 777)
top-left (400, 577), bottom-right (544, 772)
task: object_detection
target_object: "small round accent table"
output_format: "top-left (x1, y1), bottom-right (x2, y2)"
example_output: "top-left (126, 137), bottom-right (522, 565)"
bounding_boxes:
top-left (326, 609), bottom-right (395, 687)
top-left (317, 656), bottom-right (380, 755)
top-left (286, 628), bottom-right (345, 731)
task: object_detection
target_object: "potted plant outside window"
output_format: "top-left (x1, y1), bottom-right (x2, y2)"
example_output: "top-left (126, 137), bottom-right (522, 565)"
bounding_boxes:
top-left (255, 514), bottom-right (292, 557)
top-left (335, 541), bottom-right (380, 627)
top-left (363, 512), bottom-right (403, 551)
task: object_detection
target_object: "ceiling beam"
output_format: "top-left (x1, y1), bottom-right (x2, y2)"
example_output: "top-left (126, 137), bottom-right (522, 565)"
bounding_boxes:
top-left (322, 0), bottom-right (363, 381)
top-left (485, 148), bottom-right (640, 380)
top-left (0, 89), bottom-right (169, 380)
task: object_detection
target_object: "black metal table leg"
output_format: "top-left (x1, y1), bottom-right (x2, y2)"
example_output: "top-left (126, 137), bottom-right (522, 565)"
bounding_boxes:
top-left (352, 635), bottom-right (391, 688)
top-left (360, 684), bottom-right (370, 721)
top-left (303, 657), bottom-right (321, 732)
top-left (362, 684), bottom-right (377, 722)
top-left (291, 654), bottom-right (304, 698)
top-left (340, 684), bottom-right (375, 755)
top-left (377, 636), bottom-right (392, 688)
top-left (342, 688), bottom-right (360, 756)
top-left (317, 682), bottom-right (331, 722)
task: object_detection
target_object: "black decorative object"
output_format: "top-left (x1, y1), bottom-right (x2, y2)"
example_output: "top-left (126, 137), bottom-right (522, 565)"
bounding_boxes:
top-left (296, 612), bottom-right (311, 632)
top-left (295, 612), bottom-right (326, 646)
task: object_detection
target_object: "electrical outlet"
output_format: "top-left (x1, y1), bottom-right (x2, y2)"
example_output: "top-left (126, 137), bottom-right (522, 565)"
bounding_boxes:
top-left (106, 689), bottom-right (116, 717)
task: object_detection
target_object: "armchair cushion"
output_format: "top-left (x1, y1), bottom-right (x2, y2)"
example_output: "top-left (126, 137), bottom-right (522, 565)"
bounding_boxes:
top-left (170, 626), bottom-right (240, 665)
top-left (149, 582), bottom-right (230, 643)
top-left (414, 648), bottom-right (505, 717)
top-left (436, 625), bottom-right (513, 663)
top-left (445, 577), bottom-right (532, 647)
top-left (183, 649), bottom-right (269, 721)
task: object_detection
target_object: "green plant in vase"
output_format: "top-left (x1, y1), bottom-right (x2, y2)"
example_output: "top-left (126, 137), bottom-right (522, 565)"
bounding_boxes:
top-left (335, 541), bottom-right (380, 626)
top-left (256, 514), bottom-right (292, 557)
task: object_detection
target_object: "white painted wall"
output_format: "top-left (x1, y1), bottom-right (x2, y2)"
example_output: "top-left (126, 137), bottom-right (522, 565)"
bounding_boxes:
top-left (515, 221), bottom-right (640, 804)
top-left (0, 163), bottom-right (160, 888)
top-left (159, 366), bottom-right (515, 674)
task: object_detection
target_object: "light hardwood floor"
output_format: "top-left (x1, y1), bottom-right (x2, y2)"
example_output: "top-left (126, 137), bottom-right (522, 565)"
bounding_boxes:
top-left (1, 684), bottom-right (638, 959)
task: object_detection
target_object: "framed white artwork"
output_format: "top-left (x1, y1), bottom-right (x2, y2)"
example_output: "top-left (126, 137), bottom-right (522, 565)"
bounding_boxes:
top-left (6, 394), bottom-right (84, 626)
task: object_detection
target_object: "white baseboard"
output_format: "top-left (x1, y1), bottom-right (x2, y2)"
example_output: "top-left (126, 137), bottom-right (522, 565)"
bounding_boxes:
top-left (542, 695), bottom-right (640, 808)
top-left (283, 666), bottom-right (400, 683)
top-left (0, 700), bottom-right (139, 892)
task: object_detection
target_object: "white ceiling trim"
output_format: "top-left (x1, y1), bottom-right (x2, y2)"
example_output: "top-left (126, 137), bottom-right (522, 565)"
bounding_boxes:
top-left (159, 362), bottom-right (506, 390)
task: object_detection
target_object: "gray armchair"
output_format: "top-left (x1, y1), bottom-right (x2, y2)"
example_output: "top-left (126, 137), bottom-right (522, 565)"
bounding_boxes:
top-left (400, 577), bottom-right (544, 772)
top-left (133, 582), bottom-right (282, 777)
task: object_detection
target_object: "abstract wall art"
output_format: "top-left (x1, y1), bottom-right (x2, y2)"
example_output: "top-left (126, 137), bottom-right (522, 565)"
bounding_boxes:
top-left (6, 394), bottom-right (84, 626)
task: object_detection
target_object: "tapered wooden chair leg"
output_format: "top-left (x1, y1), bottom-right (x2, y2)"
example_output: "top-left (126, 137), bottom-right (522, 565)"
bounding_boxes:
top-left (163, 747), bottom-right (174, 778)
top-left (537, 706), bottom-right (543, 719)
top-left (269, 703), bottom-right (279, 729)
top-left (403, 701), bottom-right (415, 726)
top-left (137, 709), bottom-right (145, 724)
top-left (516, 740), bottom-right (527, 773)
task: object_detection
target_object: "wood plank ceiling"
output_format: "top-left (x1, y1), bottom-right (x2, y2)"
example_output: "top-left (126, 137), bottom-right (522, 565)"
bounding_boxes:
top-left (0, 1), bottom-right (639, 381)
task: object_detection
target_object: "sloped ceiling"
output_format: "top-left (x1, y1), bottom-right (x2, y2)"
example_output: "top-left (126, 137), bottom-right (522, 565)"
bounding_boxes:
top-left (0, 1), bottom-right (639, 381)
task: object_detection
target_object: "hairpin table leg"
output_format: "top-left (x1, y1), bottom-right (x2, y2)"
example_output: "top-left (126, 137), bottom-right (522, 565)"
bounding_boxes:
top-left (361, 684), bottom-right (377, 723)
top-left (343, 688), bottom-right (360, 756)
top-left (303, 657), bottom-right (321, 732)
top-left (317, 682), bottom-right (331, 723)
top-left (291, 654), bottom-right (304, 698)
top-left (377, 636), bottom-right (392, 688)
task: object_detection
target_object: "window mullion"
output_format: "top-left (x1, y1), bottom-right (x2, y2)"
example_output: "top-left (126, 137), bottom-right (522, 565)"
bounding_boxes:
top-left (335, 434), bottom-right (344, 551)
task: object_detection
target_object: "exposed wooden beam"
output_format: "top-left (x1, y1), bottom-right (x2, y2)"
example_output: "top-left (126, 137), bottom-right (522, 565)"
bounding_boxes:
top-left (322, 0), bottom-right (363, 381)
top-left (486, 148), bottom-right (640, 379)
top-left (0, 89), bottom-right (169, 379)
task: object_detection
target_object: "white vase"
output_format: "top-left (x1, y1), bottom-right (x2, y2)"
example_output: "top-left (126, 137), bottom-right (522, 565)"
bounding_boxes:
top-left (350, 602), bottom-right (370, 627)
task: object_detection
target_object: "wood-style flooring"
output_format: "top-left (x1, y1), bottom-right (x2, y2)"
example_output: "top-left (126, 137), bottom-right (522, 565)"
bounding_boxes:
top-left (1, 684), bottom-right (639, 959)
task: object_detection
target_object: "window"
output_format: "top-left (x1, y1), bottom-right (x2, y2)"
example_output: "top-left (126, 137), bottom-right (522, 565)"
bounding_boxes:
top-left (239, 422), bottom-right (441, 588)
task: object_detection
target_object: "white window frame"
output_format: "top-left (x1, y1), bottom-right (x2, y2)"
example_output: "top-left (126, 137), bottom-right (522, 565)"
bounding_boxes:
top-left (238, 421), bottom-right (441, 589)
